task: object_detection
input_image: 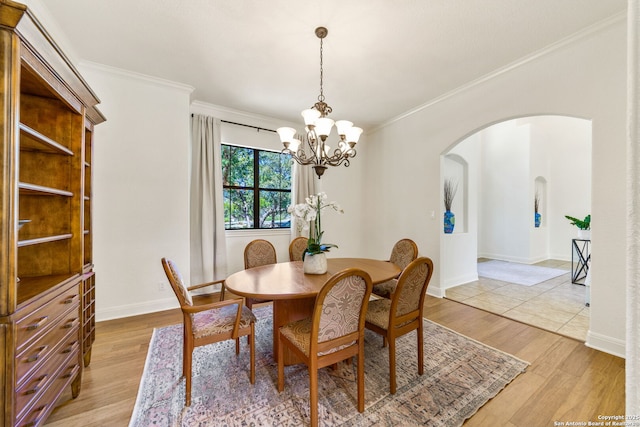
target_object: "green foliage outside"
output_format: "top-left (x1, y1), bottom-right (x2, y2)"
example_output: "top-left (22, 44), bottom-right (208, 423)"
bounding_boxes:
top-left (221, 145), bottom-right (292, 229)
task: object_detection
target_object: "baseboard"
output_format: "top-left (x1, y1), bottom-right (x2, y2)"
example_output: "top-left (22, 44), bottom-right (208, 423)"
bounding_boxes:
top-left (549, 253), bottom-right (571, 262)
top-left (585, 330), bottom-right (626, 358)
top-left (477, 252), bottom-right (556, 265)
top-left (477, 252), bottom-right (530, 264)
top-left (96, 297), bottom-right (178, 322)
top-left (443, 272), bottom-right (478, 289)
top-left (427, 286), bottom-right (447, 298)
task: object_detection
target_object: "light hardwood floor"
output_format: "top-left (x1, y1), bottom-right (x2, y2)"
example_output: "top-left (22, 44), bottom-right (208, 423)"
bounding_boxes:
top-left (45, 296), bottom-right (624, 427)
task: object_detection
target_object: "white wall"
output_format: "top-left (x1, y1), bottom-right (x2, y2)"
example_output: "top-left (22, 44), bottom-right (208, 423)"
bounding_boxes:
top-left (479, 121), bottom-right (532, 261)
top-left (365, 18), bottom-right (627, 357)
top-left (541, 116), bottom-right (593, 259)
top-left (79, 63), bottom-right (194, 320)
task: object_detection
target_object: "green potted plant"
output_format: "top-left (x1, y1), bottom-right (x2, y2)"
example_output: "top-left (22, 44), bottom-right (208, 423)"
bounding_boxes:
top-left (565, 214), bottom-right (591, 239)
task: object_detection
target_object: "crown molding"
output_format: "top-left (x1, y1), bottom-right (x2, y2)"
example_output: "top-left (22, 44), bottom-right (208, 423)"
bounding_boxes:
top-left (371, 11), bottom-right (626, 134)
top-left (79, 60), bottom-right (195, 93)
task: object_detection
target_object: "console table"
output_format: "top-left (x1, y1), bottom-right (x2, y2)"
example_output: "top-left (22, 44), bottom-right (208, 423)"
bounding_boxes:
top-left (571, 239), bottom-right (591, 285)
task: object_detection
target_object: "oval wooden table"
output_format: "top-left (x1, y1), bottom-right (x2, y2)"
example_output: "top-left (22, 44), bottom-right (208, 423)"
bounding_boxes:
top-left (225, 258), bottom-right (401, 365)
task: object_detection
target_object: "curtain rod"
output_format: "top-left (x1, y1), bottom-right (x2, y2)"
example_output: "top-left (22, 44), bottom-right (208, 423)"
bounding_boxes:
top-left (221, 120), bottom-right (277, 133)
top-left (191, 114), bottom-right (276, 133)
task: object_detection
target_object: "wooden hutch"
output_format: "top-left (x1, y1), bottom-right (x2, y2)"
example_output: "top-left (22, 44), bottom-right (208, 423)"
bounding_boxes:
top-left (0, 1), bottom-right (105, 425)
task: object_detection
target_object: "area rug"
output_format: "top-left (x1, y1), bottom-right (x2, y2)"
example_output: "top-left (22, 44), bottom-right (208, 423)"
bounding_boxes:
top-left (477, 260), bottom-right (568, 286)
top-left (129, 306), bottom-right (528, 427)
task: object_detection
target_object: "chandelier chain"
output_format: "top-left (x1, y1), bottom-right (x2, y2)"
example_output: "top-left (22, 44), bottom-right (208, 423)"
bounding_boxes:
top-left (318, 36), bottom-right (324, 103)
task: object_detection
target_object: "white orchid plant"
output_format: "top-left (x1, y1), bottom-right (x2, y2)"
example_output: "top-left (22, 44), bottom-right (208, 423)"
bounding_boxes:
top-left (288, 192), bottom-right (344, 257)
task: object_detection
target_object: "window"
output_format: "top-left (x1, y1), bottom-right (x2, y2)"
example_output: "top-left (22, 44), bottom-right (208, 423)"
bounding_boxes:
top-left (221, 144), bottom-right (292, 230)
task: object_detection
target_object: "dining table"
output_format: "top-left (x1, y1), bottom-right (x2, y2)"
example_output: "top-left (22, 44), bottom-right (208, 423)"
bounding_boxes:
top-left (224, 257), bottom-right (401, 365)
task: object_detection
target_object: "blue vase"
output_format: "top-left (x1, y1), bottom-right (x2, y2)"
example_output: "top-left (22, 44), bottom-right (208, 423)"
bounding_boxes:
top-left (444, 210), bottom-right (455, 234)
top-left (535, 212), bottom-right (541, 228)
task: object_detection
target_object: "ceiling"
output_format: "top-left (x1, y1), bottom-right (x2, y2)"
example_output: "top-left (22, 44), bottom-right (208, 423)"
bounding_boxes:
top-left (41, 0), bottom-right (626, 130)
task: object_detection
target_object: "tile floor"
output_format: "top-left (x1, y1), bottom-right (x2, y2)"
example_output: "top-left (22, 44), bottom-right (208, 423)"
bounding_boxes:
top-left (445, 259), bottom-right (589, 341)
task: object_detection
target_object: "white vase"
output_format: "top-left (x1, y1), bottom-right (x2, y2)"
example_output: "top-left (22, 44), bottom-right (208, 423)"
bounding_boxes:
top-left (578, 229), bottom-right (591, 240)
top-left (303, 252), bottom-right (327, 274)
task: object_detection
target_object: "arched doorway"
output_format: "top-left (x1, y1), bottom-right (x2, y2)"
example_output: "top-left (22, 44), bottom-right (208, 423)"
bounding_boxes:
top-left (441, 115), bottom-right (592, 341)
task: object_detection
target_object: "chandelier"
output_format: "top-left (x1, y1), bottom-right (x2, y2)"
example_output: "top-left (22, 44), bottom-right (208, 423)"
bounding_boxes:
top-left (277, 27), bottom-right (363, 179)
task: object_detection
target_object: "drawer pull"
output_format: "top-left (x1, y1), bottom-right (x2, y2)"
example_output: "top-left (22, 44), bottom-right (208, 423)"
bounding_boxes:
top-left (62, 341), bottom-right (79, 354)
top-left (62, 364), bottom-right (80, 379)
top-left (24, 375), bottom-right (48, 395)
top-left (23, 405), bottom-right (47, 427)
top-left (26, 345), bottom-right (49, 363)
top-left (63, 296), bottom-right (77, 304)
top-left (26, 316), bottom-right (48, 331)
top-left (63, 318), bottom-right (79, 329)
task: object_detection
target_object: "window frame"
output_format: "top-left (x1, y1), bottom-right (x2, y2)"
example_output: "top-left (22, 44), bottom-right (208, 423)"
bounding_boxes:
top-left (221, 143), bottom-right (292, 230)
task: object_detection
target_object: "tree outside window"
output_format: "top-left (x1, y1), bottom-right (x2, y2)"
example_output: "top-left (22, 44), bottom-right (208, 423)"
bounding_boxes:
top-left (221, 144), bottom-right (292, 229)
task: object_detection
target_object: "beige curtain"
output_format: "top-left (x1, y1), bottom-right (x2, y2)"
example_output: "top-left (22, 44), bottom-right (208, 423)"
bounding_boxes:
top-left (290, 161), bottom-right (318, 239)
top-left (190, 114), bottom-right (227, 285)
top-left (627, 0), bottom-right (640, 415)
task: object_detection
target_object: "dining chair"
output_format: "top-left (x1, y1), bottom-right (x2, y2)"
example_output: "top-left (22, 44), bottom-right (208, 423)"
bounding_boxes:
top-left (243, 239), bottom-right (277, 309)
top-left (365, 256), bottom-right (433, 394)
top-left (277, 268), bottom-right (373, 427)
top-left (288, 236), bottom-right (308, 261)
top-left (161, 258), bottom-right (256, 406)
top-left (371, 238), bottom-right (419, 299)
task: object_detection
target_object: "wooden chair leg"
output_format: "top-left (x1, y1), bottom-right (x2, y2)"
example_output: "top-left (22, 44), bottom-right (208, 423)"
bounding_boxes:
top-left (245, 299), bottom-right (253, 346)
top-left (382, 336), bottom-right (387, 347)
top-left (184, 347), bottom-right (193, 406)
top-left (389, 335), bottom-right (397, 394)
top-left (277, 332), bottom-right (285, 392)
top-left (249, 325), bottom-right (256, 384)
top-left (309, 365), bottom-right (319, 427)
top-left (182, 330), bottom-right (189, 378)
top-left (417, 324), bottom-right (424, 376)
top-left (357, 342), bottom-right (365, 413)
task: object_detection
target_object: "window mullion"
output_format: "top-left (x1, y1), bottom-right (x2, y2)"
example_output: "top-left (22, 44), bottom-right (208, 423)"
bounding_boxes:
top-left (253, 150), bottom-right (260, 229)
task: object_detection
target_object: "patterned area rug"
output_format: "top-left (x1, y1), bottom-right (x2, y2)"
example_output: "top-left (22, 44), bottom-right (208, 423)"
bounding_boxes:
top-left (130, 306), bottom-right (528, 427)
top-left (478, 260), bottom-right (568, 286)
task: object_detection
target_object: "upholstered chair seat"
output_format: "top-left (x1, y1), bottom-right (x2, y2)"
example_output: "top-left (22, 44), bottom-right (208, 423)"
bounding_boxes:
top-left (370, 278), bottom-right (398, 300)
top-left (280, 317), bottom-right (358, 357)
top-left (191, 305), bottom-right (256, 339)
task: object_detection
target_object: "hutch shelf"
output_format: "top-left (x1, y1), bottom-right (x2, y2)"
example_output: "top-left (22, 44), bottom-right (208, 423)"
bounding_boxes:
top-left (1, 1), bottom-right (105, 425)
